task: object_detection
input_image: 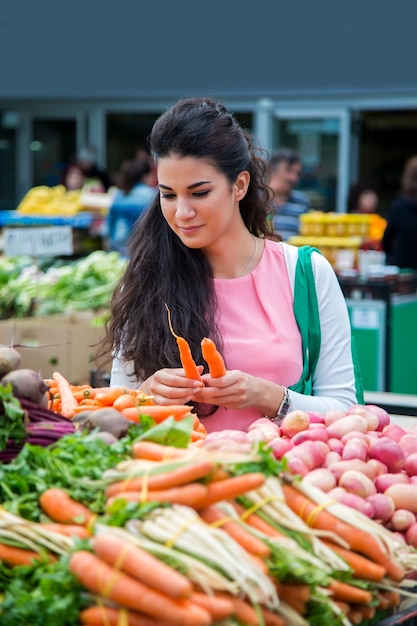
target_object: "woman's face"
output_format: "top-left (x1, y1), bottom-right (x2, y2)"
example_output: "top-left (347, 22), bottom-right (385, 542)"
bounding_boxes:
top-left (157, 155), bottom-right (249, 251)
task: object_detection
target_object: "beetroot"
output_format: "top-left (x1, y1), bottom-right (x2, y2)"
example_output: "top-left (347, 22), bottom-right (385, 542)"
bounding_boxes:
top-left (0, 345), bottom-right (22, 378)
top-left (1, 368), bottom-right (49, 405)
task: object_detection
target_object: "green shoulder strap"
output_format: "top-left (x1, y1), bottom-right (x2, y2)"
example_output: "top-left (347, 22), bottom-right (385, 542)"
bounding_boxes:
top-left (289, 246), bottom-right (321, 395)
top-left (289, 245), bottom-right (364, 404)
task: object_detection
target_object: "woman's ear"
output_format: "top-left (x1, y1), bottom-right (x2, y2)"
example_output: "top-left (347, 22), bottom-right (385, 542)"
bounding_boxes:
top-left (234, 171), bottom-right (250, 200)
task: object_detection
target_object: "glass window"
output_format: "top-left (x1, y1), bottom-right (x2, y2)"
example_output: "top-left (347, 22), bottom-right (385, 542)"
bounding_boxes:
top-left (32, 118), bottom-right (77, 187)
top-left (273, 117), bottom-right (340, 213)
top-left (0, 110), bottom-right (18, 210)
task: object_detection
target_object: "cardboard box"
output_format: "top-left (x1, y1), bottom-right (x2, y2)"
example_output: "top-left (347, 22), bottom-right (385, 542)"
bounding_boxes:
top-left (0, 312), bottom-right (108, 385)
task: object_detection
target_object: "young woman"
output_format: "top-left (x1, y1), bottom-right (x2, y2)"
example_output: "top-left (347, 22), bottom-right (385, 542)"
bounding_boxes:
top-left (102, 97), bottom-right (359, 432)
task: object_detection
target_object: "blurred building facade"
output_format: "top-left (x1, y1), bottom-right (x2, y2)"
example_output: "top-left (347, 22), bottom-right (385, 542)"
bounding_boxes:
top-left (1, 2), bottom-right (417, 215)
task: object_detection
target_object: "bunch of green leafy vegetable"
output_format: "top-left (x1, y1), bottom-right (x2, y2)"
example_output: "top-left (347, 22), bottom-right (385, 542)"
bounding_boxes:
top-left (0, 412), bottom-right (196, 522)
top-left (0, 424), bottom-right (144, 521)
top-left (0, 251), bottom-right (127, 319)
top-left (0, 556), bottom-right (88, 626)
top-left (35, 250), bottom-right (126, 315)
top-left (0, 384), bottom-right (27, 451)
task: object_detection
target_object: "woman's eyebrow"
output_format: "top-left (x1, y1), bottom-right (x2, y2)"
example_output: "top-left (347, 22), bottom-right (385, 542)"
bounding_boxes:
top-left (158, 180), bottom-right (211, 190)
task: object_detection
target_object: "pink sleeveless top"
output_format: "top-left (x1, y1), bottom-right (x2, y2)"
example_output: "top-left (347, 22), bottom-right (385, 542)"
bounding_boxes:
top-left (201, 239), bottom-right (303, 433)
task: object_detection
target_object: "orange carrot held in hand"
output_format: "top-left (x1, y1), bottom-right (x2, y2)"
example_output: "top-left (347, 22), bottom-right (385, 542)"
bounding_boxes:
top-left (39, 488), bottom-right (95, 526)
top-left (165, 304), bottom-right (203, 382)
top-left (201, 337), bottom-right (226, 377)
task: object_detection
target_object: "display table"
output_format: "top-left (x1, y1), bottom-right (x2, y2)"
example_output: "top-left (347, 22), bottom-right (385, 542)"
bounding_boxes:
top-left (0, 210), bottom-right (105, 256)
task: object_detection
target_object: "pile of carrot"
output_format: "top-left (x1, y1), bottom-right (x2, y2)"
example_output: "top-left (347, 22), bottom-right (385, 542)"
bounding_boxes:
top-left (44, 371), bottom-right (207, 442)
top-left (72, 531), bottom-right (287, 626)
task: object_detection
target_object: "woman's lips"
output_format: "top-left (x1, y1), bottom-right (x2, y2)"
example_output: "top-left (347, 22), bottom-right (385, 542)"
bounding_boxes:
top-left (178, 225), bottom-right (202, 235)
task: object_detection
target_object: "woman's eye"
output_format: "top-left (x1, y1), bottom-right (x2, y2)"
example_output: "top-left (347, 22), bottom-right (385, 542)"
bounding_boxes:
top-left (160, 192), bottom-right (175, 199)
top-left (193, 190), bottom-right (210, 198)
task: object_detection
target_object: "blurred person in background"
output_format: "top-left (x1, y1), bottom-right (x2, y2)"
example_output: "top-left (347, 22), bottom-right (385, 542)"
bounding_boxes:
top-left (268, 148), bottom-right (311, 240)
top-left (347, 180), bottom-right (386, 245)
top-left (60, 162), bottom-right (87, 191)
top-left (382, 156), bottom-right (417, 270)
top-left (76, 146), bottom-right (113, 191)
top-left (107, 156), bottom-right (156, 256)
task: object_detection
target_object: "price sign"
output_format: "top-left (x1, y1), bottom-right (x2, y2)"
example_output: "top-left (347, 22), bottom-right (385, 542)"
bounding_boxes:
top-left (3, 226), bottom-right (74, 257)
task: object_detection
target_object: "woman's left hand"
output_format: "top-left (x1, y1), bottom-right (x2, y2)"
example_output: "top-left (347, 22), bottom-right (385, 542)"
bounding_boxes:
top-left (193, 369), bottom-right (259, 410)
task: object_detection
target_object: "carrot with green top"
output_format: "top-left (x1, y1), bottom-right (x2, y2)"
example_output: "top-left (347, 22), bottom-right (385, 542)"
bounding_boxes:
top-left (92, 532), bottom-right (193, 598)
top-left (0, 542), bottom-right (56, 566)
top-left (201, 337), bottom-right (226, 377)
top-left (282, 483), bottom-right (405, 582)
top-left (105, 459), bottom-right (215, 498)
top-left (79, 605), bottom-right (174, 626)
top-left (69, 550), bottom-right (211, 626)
top-left (199, 504), bottom-right (271, 558)
top-left (106, 482), bottom-right (208, 508)
top-left (194, 472), bottom-right (266, 508)
top-left (121, 404), bottom-right (193, 423)
top-left (165, 304), bottom-right (203, 382)
top-left (39, 487), bottom-right (95, 526)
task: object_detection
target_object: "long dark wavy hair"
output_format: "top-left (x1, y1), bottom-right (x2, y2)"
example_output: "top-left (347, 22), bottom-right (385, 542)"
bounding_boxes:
top-left (98, 97), bottom-right (276, 397)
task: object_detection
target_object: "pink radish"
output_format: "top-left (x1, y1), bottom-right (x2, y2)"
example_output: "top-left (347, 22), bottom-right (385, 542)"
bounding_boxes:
top-left (302, 468), bottom-right (337, 492)
top-left (326, 415), bottom-right (368, 439)
top-left (406, 522), bottom-right (417, 548)
top-left (399, 434), bottom-right (417, 456)
top-left (385, 483), bottom-right (417, 513)
top-left (365, 404), bottom-right (391, 431)
top-left (404, 453), bottom-right (417, 476)
top-left (280, 410), bottom-right (310, 438)
top-left (268, 437), bottom-right (292, 460)
top-left (329, 459), bottom-right (376, 482)
top-left (375, 472), bottom-right (410, 493)
top-left (342, 437), bottom-right (369, 462)
top-left (390, 509), bottom-right (416, 532)
top-left (291, 427), bottom-right (328, 445)
top-left (366, 493), bottom-right (395, 523)
top-left (333, 492), bottom-right (375, 518)
top-left (369, 437), bottom-right (405, 473)
top-left (382, 423), bottom-right (407, 443)
top-left (324, 409), bottom-right (346, 426)
top-left (339, 469), bottom-right (377, 498)
top-left (347, 405), bottom-right (379, 430)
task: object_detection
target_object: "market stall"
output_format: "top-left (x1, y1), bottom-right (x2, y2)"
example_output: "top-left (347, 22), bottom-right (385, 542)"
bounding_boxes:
top-left (1, 361), bottom-right (417, 624)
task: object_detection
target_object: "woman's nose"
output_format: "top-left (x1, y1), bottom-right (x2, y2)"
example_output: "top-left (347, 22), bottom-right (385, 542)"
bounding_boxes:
top-left (175, 198), bottom-right (196, 219)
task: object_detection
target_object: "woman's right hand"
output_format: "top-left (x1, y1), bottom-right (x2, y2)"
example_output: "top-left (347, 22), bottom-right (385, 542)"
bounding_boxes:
top-left (144, 367), bottom-right (204, 405)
